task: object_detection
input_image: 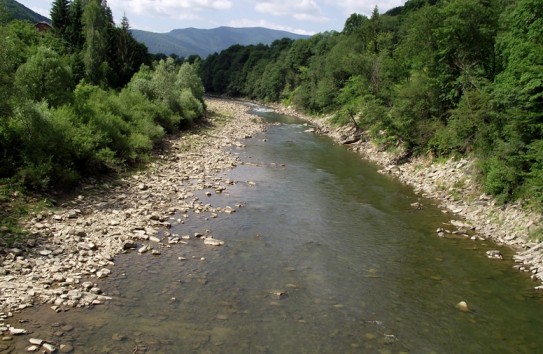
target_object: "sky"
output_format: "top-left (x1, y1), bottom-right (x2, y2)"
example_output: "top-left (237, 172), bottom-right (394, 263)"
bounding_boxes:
top-left (19, 0), bottom-right (406, 35)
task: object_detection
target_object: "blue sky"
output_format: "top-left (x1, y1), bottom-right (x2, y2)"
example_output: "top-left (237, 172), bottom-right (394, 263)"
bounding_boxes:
top-left (20, 0), bottom-right (406, 35)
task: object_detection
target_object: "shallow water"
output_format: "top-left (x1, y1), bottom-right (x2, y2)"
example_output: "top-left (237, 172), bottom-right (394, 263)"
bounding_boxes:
top-left (10, 109), bottom-right (543, 353)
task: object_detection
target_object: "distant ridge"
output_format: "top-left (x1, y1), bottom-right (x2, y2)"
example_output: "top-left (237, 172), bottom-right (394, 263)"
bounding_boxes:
top-left (131, 26), bottom-right (311, 58)
top-left (1, 0), bottom-right (49, 23)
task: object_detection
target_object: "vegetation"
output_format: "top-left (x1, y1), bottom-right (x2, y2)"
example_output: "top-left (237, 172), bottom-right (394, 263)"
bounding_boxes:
top-left (201, 0), bottom-right (543, 209)
top-left (1, 0), bottom-right (49, 23)
top-left (0, 0), bottom-right (205, 192)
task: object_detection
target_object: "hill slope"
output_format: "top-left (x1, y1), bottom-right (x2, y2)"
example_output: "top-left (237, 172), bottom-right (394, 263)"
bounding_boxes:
top-left (1, 0), bottom-right (49, 23)
top-left (132, 26), bottom-right (310, 58)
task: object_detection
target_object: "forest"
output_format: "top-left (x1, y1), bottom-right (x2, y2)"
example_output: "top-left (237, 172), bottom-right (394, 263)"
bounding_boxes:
top-left (201, 0), bottom-right (543, 209)
top-left (0, 0), bottom-right (205, 190)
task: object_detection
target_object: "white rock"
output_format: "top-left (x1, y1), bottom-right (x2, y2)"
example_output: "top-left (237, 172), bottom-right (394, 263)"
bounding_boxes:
top-left (456, 301), bottom-right (470, 312)
top-left (29, 338), bottom-right (44, 346)
top-left (42, 342), bottom-right (57, 353)
top-left (9, 327), bottom-right (27, 335)
top-left (204, 237), bottom-right (224, 246)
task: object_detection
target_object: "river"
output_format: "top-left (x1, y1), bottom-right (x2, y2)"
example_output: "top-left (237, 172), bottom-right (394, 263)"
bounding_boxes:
top-left (8, 107), bottom-right (543, 353)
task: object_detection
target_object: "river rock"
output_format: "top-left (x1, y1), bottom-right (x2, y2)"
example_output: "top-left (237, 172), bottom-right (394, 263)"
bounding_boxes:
top-left (456, 301), bottom-right (470, 312)
top-left (59, 344), bottom-right (74, 353)
top-left (29, 338), bottom-right (44, 346)
top-left (9, 327), bottom-right (27, 335)
top-left (122, 241), bottom-right (137, 250)
top-left (9, 248), bottom-right (23, 256)
top-left (42, 342), bottom-right (57, 353)
top-left (341, 135), bottom-right (360, 145)
top-left (486, 250), bottom-right (503, 260)
top-left (204, 237), bottom-right (224, 246)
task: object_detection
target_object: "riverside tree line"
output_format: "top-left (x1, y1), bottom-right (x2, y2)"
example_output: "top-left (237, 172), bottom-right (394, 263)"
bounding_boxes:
top-left (0, 0), bottom-right (205, 189)
top-left (201, 0), bottom-right (542, 209)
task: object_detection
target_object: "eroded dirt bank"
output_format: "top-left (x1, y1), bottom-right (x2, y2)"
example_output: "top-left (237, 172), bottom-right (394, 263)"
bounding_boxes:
top-left (0, 98), bottom-right (265, 339)
top-left (275, 104), bottom-right (543, 289)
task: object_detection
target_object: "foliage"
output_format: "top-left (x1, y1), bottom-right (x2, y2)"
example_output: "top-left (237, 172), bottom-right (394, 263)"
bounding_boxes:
top-left (201, 0), bottom-right (543, 209)
top-left (0, 2), bottom-right (205, 191)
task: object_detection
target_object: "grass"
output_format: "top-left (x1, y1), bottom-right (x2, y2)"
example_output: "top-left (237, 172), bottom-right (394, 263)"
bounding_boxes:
top-left (0, 179), bottom-right (54, 247)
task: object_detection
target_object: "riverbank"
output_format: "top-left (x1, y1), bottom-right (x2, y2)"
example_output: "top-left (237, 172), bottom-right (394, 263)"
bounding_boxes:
top-left (275, 104), bottom-right (543, 289)
top-left (0, 98), bottom-right (265, 319)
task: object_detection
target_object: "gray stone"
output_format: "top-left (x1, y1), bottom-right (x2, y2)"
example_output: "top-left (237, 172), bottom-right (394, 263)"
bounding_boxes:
top-left (486, 250), bottom-right (503, 260)
top-left (122, 241), bottom-right (137, 250)
top-left (10, 248), bottom-right (23, 256)
top-left (204, 237), bottom-right (224, 246)
top-left (59, 344), bottom-right (74, 353)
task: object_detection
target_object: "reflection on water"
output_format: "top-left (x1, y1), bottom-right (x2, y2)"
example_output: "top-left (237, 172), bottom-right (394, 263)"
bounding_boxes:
top-left (10, 110), bottom-right (543, 353)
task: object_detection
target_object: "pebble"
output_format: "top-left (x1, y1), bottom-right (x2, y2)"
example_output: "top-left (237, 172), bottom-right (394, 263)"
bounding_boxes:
top-left (29, 338), bottom-right (44, 346)
top-left (59, 344), bottom-right (74, 353)
top-left (42, 343), bottom-right (57, 353)
top-left (456, 301), bottom-right (470, 312)
top-left (203, 237), bottom-right (225, 246)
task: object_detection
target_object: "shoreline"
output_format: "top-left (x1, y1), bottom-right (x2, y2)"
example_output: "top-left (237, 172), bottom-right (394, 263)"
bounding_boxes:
top-left (0, 98), bottom-right (265, 319)
top-left (274, 104), bottom-right (543, 289)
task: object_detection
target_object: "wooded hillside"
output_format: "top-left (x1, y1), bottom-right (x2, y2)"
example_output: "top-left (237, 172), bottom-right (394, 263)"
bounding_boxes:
top-left (201, 0), bottom-right (543, 209)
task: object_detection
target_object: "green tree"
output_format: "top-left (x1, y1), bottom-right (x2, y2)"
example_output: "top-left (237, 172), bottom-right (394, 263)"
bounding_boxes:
top-left (82, 0), bottom-right (111, 86)
top-left (487, 0), bottom-right (543, 203)
top-left (50, 0), bottom-right (70, 38)
top-left (14, 46), bottom-right (73, 107)
top-left (66, 0), bottom-right (85, 51)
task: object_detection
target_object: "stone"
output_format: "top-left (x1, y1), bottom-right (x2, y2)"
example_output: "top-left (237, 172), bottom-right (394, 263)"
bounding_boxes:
top-left (204, 237), bottom-right (224, 246)
top-left (486, 250), bottom-right (503, 260)
top-left (59, 344), bottom-right (74, 353)
top-left (456, 301), bottom-right (470, 312)
top-left (42, 342), bottom-right (57, 353)
top-left (9, 248), bottom-right (23, 256)
top-left (122, 241), bottom-right (137, 250)
top-left (341, 135), bottom-right (360, 145)
top-left (29, 338), bottom-right (44, 346)
top-left (149, 236), bottom-right (161, 243)
top-left (9, 327), bottom-right (27, 335)
top-left (53, 274), bottom-right (65, 282)
top-left (26, 345), bottom-right (39, 352)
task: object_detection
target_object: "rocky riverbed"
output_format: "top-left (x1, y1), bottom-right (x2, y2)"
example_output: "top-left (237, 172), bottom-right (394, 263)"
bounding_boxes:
top-left (0, 98), bottom-right (265, 349)
top-left (276, 104), bottom-right (543, 289)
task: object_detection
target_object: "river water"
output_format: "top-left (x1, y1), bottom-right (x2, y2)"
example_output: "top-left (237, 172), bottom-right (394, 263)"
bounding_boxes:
top-left (9, 109), bottom-right (543, 353)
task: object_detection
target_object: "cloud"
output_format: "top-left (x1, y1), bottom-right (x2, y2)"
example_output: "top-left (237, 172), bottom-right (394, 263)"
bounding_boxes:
top-left (253, 0), bottom-right (329, 23)
top-left (26, 6), bottom-right (50, 18)
top-left (326, 0), bottom-right (405, 16)
top-left (228, 18), bottom-right (315, 35)
top-left (111, 0), bottom-right (232, 19)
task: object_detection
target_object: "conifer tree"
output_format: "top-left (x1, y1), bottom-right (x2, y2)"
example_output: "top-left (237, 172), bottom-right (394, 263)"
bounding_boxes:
top-left (50, 0), bottom-right (70, 37)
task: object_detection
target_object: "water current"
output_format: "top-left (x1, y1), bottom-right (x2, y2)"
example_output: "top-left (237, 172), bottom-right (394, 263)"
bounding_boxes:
top-left (10, 107), bottom-right (543, 353)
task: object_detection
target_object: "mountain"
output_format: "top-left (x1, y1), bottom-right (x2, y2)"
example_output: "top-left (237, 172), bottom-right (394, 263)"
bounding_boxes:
top-left (131, 26), bottom-right (310, 58)
top-left (1, 0), bottom-right (49, 23)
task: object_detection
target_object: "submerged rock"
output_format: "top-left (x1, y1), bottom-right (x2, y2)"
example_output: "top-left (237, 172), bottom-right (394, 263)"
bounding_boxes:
top-left (204, 237), bottom-right (225, 246)
top-left (456, 301), bottom-right (470, 312)
top-left (486, 250), bottom-right (503, 260)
